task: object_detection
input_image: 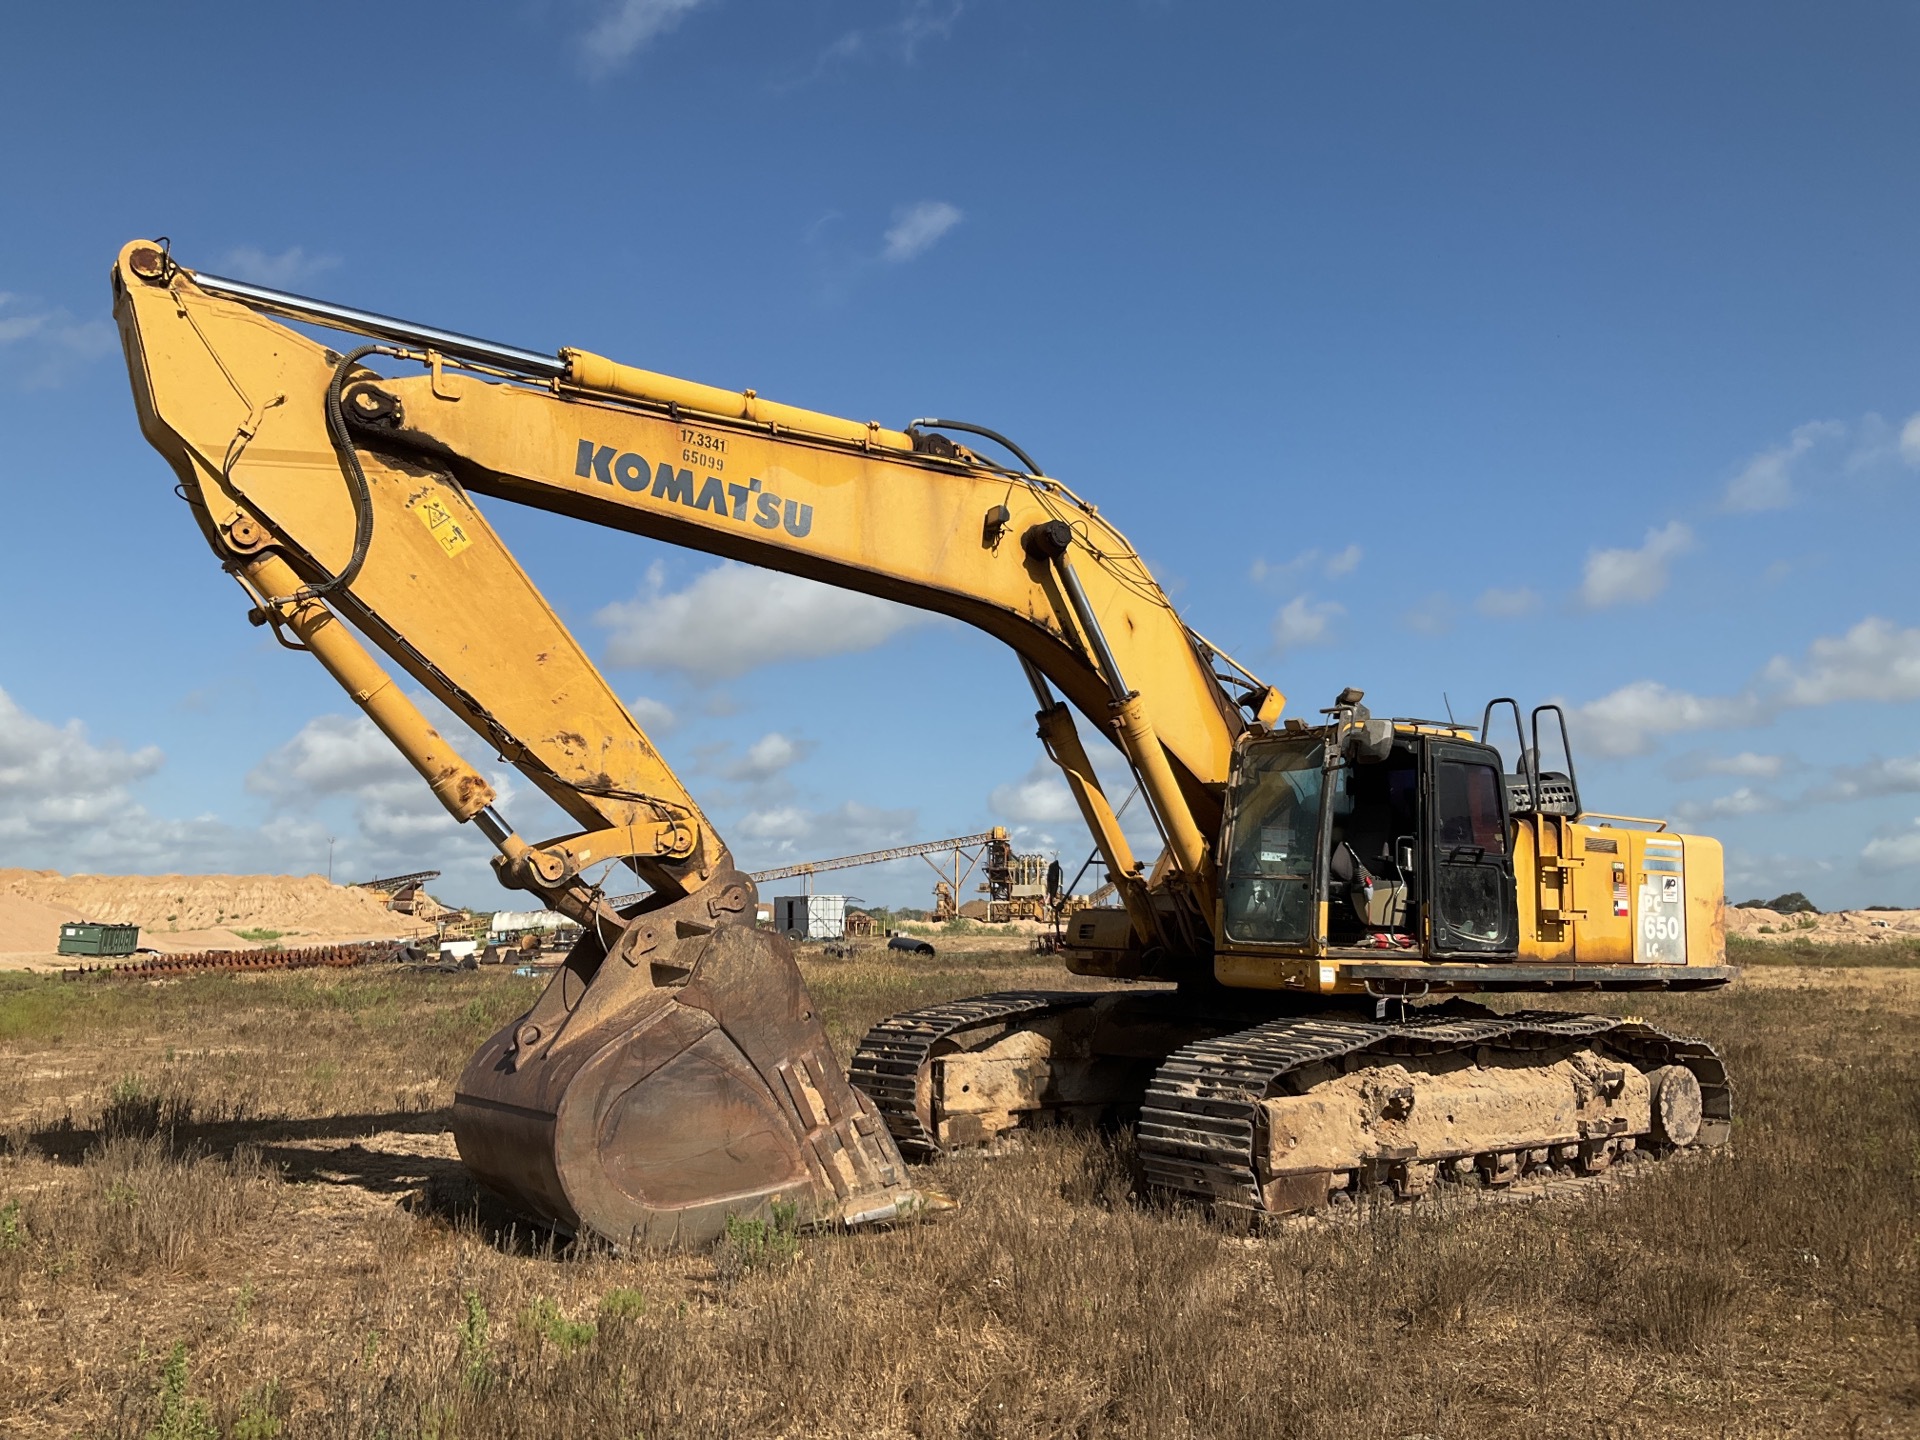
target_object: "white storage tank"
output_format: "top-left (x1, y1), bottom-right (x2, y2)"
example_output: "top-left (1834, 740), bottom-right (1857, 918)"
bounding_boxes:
top-left (486, 910), bottom-right (576, 944)
top-left (772, 894), bottom-right (848, 940)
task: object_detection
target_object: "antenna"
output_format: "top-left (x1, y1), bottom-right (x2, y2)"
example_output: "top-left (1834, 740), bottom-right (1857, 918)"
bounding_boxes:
top-left (1443, 692), bottom-right (1457, 727)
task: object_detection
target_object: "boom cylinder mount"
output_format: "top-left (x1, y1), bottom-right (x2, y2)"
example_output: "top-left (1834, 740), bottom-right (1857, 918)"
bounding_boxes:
top-left (1022, 524), bottom-right (1215, 922)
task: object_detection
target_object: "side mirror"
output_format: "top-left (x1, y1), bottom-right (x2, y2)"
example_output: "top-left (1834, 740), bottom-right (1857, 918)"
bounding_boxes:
top-left (1343, 717), bottom-right (1394, 764)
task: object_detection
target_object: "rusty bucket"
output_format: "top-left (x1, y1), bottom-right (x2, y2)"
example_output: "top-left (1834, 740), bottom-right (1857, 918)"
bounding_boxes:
top-left (452, 920), bottom-right (918, 1247)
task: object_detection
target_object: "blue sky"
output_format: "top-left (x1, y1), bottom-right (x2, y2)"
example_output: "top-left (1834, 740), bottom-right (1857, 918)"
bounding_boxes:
top-left (3, 2), bottom-right (1920, 912)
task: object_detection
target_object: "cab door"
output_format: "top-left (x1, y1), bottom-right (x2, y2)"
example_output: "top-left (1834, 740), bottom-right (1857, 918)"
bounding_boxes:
top-left (1423, 740), bottom-right (1519, 954)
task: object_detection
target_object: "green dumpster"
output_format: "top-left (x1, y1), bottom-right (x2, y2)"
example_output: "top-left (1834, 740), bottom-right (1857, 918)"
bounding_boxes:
top-left (57, 922), bottom-right (140, 957)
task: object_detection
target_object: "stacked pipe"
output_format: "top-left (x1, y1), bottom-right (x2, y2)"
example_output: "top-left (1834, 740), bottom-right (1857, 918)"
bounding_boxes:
top-left (62, 940), bottom-right (412, 982)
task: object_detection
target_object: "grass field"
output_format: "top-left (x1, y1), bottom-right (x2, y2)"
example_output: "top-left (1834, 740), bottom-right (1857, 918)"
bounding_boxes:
top-left (1, 938), bottom-right (1915, 1438)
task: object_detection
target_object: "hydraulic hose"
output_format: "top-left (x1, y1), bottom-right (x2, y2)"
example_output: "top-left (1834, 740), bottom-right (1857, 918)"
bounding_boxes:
top-left (293, 343), bottom-right (393, 602)
top-left (908, 417), bottom-right (1044, 477)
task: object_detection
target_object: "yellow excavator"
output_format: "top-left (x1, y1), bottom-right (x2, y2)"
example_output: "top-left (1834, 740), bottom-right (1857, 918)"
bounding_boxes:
top-left (112, 239), bottom-right (1733, 1245)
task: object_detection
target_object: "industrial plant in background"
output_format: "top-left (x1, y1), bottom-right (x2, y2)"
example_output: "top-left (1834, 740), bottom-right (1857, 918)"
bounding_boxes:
top-left (755, 827), bottom-right (1068, 926)
top-left (615, 826), bottom-right (1084, 937)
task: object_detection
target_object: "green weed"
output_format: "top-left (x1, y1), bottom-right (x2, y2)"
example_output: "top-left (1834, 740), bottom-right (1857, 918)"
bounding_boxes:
top-left (721, 1196), bottom-right (800, 1274)
top-left (599, 1287), bottom-right (647, 1320)
top-left (230, 1282), bottom-right (257, 1332)
top-left (231, 1382), bottom-right (283, 1439)
top-left (457, 1290), bottom-right (491, 1392)
top-left (521, 1296), bottom-right (596, 1351)
top-left (145, 1344), bottom-right (215, 1440)
top-left (0, 1198), bottom-right (24, 1251)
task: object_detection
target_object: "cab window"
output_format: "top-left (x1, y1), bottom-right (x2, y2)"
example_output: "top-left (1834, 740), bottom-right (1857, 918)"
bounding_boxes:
top-left (1435, 759), bottom-right (1507, 853)
top-left (1223, 739), bottom-right (1324, 945)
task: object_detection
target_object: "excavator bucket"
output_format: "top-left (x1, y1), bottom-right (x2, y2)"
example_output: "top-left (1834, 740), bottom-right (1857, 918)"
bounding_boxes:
top-left (451, 915), bottom-right (920, 1247)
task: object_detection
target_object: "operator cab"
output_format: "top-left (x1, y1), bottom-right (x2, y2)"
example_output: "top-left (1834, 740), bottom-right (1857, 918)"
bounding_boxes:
top-left (1220, 690), bottom-right (1580, 959)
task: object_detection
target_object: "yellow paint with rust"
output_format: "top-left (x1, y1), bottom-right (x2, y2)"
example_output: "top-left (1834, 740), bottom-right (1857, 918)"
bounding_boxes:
top-left (113, 242), bottom-right (723, 898)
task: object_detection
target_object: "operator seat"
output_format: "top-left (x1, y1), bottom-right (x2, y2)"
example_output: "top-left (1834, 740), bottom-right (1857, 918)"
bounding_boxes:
top-left (1331, 841), bottom-right (1410, 938)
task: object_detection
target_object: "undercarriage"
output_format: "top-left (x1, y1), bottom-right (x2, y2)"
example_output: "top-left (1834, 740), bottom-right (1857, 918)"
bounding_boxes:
top-left (850, 989), bottom-right (1729, 1217)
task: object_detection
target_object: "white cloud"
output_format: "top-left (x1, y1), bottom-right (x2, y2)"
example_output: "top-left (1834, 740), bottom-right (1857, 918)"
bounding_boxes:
top-left (1476, 586), bottom-right (1539, 619)
top-left (1251, 546), bottom-right (1365, 587)
top-left (1579, 521), bottom-right (1694, 609)
top-left (0, 687), bottom-right (164, 840)
top-left (580, 0), bottom-right (712, 75)
top-left (0, 311), bottom-right (37, 345)
top-left (1901, 413), bottom-right (1920, 468)
top-left (1721, 421), bottom-right (1844, 512)
top-left (627, 695), bottom-right (677, 734)
top-left (882, 201), bottom-right (963, 262)
top-left (595, 562), bottom-right (924, 680)
top-left (1402, 592), bottom-right (1452, 636)
top-left (1861, 821), bottom-right (1920, 873)
top-left (215, 246), bottom-right (339, 289)
top-left (1272, 595), bottom-right (1343, 653)
top-left (245, 712), bottom-right (524, 886)
top-left (0, 686), bottom-right (330, 879)
top-left (1572, 616), bottom-right (1920, 758)
top-left (736, 805), bottom-right (809, 841)
top-left (1323, 544), bottom-right (1362, 578)
top-left (1850, 755), bottom-right (1920, 790)
top-left (790, 1), bottom-right (963, 84)
top-left (0, 686), bottom-right (541, 904)
top-left (1808, 754), bottom-right (1920, 804)
top-left (1673, 786), bottom-right (1780, 822)
top-left (989, 759), bottom-right (1079, 825)
top-left (733, 800), bottom-right (918, 866)
top-left (0, 293), bottom-right (114, 387)
top-left (890, 0), bottom-right (963, 58)
top-left (722, 732), bottom-right (813, 782)
top-left (1703, 751), bottom-right (1786, 780)
top-left (989, 743), bottom-right (1155, 861)
top-left (246, 713), bottom-right (412, 799)
top-left (1567, 680), bottom-right (1764, 759)
top-left (1762, 617), bottom-right (1920, 706)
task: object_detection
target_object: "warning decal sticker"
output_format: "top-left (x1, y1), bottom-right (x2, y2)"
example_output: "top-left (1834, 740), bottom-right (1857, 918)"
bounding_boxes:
top-left (412, 494), bottom-right (473, 558)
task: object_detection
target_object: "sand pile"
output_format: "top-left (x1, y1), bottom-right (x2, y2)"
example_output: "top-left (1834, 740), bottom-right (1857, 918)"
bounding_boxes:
top-left (0, 869), bottom-right (433, 953)
top-left (1725, 904), bottom-right (1920, 944)
top-left (0, 892), bottom-right (85, 953)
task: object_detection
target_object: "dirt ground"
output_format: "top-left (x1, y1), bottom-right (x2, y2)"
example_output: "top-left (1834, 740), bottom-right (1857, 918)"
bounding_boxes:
top-left (0, 870), bottom-right (432, 973)
top-left (1723, 900), bottom-right (1920, 945)
top-left (0, 939), bottom-right (1914, 1438)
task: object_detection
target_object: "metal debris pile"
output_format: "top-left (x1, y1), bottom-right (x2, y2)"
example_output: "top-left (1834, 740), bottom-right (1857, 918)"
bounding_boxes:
top-left (62, 939), bottom-right (413, 981)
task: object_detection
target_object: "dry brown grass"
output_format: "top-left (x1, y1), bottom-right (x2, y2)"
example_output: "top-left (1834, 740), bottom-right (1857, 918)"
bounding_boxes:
top-left (0, 946), bottom-right (1915, 1438)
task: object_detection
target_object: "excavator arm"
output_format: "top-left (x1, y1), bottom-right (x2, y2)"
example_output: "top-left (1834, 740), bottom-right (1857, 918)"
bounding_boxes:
top-left (110, 239), bottom-right (1267, 1244)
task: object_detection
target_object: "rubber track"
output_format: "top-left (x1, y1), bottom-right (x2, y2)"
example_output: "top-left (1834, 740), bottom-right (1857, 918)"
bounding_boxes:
top-left (1136, 1010), bottom-right (1732, 1208)
top-left (849, 991), bottom-right (1104, 1157)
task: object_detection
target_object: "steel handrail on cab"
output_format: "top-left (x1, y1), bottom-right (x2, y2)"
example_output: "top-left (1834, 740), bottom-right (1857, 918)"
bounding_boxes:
top-left (1581, 813), bottom-right (1671, 831)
